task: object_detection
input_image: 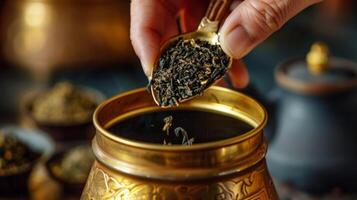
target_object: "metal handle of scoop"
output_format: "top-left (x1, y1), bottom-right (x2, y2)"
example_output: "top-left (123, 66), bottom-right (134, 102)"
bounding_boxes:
top-left (198, 0), bottom-right (233, 33)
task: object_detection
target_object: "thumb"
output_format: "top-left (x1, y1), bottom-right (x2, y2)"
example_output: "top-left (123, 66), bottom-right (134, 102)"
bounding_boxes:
top-left (220, 0), bottom-right (322, 59)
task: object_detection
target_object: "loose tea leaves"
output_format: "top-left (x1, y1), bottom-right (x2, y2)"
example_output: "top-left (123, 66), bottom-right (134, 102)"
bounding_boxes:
top-left (162, 115), bottom-right (194, 146)
top-left (152, 38), bottom-right (230, 106)
top-left (0, 133), bottom-right (38, 173)
top-left (174, 127), bottom-right (194, 145)
top-left (32, 82), bottom-right (98, 124)
top-left (162, 116), bottom-right (173, 135)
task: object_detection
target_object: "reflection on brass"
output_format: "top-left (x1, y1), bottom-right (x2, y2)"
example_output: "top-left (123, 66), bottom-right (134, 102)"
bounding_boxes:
top-left (306, 42), bottom-right (329, 75)
top-left (81, 87), bottom-right (278, 199)
top-left (2, 0), bottom-right (133, 74)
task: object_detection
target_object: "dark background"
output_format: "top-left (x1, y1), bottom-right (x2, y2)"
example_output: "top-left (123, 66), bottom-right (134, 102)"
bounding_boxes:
top-left (0, 0), bottom-right (356, 199)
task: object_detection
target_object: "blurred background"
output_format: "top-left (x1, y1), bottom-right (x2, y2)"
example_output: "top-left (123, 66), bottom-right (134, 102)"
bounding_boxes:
top-left (0, 0), bottom-right (356, 199)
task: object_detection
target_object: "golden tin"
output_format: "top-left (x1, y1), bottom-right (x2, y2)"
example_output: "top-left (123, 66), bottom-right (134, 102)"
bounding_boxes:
top-left (81, 86), bottom-right (278, 200)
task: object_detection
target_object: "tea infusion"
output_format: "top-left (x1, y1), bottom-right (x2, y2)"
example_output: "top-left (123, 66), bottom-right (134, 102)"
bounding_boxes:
top-left (108, 110), bottom-right (253, 145)
top-left (151, 38), bottom-right (230, 106)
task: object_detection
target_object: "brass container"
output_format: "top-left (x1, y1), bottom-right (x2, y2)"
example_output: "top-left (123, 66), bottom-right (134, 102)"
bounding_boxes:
top-left (81, 87), bottom-right (278, 200)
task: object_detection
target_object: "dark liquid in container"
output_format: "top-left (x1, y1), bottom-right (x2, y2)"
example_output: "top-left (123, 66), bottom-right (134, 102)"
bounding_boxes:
top-left (107, 109), bottom-right (254, 145)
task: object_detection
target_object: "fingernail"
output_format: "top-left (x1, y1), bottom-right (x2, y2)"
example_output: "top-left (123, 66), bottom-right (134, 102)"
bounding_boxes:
top-left (140, 60), bottom-right (153, 80)
top-left (221, 26), bottom-right (249, 59)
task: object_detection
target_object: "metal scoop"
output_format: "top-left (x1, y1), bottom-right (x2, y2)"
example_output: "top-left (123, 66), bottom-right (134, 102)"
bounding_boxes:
top-left (150, 0), bottom-right (233, 107)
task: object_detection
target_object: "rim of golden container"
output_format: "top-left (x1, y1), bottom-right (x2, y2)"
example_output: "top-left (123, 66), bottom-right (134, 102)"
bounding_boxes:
top-left (93, 86), bottom-right (267, 151)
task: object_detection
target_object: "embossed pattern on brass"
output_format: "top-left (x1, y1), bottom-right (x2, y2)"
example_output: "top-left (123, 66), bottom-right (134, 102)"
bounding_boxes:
top-left (82, 160), bottom-right (277, 200)
top-left (81, 86), bottom-right (278, 200)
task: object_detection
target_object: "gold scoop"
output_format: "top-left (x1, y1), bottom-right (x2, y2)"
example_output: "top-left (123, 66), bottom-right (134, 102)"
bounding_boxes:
top-left (150, 0), bottom-right (233, 107)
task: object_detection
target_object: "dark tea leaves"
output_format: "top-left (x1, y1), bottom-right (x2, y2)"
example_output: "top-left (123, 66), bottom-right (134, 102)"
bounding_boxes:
top-left (152, 38), bottom-right (230, 106)
top-left (0, 133), bottom-right (39, 172)
top-left (162, 116), bottom-right (194, 146)
top-left (162, 116), bottom-right (173, 135)
top-left (174, 127), bottom-right (194, 146)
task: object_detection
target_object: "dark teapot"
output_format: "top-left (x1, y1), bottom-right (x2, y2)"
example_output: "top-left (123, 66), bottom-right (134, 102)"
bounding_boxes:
top-left (266, 42), bottom-right (357, 193)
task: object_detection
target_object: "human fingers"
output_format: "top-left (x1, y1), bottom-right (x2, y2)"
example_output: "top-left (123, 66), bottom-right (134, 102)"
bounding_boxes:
top-left (215, 60), bottom-right (249, 88)
top-left (130, 0), bottom-right (181, 78)
top-left (220, 0), bottom-right (322, 59)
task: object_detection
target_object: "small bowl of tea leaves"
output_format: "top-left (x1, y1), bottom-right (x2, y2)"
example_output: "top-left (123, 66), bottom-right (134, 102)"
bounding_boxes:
top-left (46, 145), bottom-right (94, 195)
top-left (23, 82), bottom-right (105, 141)
top-left (0, 126), bottom-right (54, 197)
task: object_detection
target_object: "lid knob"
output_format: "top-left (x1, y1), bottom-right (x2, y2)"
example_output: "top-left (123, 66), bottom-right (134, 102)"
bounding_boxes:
top-left (306, 42), bottom-right (329, 75)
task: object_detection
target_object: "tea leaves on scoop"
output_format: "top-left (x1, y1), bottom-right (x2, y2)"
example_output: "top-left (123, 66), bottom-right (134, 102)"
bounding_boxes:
top-left (152, 38), bottom-right (230, 106)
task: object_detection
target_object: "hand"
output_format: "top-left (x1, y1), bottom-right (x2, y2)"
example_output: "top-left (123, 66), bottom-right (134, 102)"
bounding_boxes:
top-left (130, 0), bottom-right (321, 88)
